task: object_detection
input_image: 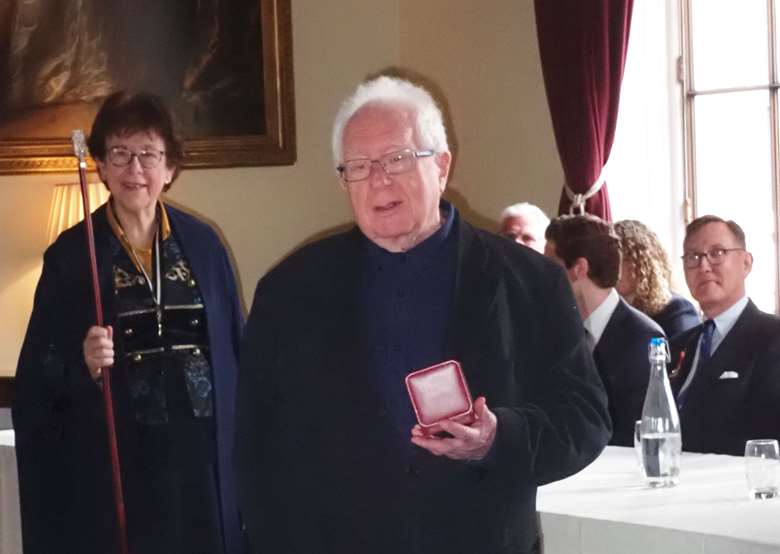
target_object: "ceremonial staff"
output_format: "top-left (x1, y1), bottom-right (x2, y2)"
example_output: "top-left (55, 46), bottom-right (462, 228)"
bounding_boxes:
top-left (71, 130), bottom-right (129, 554)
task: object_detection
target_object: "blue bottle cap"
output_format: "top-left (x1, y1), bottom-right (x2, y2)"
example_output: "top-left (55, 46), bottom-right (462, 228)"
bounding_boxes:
top-left (648, 336), bottom-right (670, 362)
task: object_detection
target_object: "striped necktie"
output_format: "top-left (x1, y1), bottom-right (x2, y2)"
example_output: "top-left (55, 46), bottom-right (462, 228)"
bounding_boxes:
top-left (698, 319), bottom-right (716, 366)
top-left (677, 320), bottom-right (715, 410)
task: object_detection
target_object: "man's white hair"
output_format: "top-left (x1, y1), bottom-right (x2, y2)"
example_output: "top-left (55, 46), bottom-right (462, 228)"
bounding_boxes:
top-left (331, 76), bottom-right (449, 168)
top-left (500, 202), bottom-right (551, 228)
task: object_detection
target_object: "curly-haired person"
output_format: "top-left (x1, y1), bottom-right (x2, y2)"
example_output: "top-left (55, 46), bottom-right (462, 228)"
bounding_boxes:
top-left (614, 219), bottom-right (700, 339)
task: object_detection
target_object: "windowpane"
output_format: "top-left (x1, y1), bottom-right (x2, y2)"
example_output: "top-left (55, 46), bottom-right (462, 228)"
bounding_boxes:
top-left (609, 0), bottom-right (686, 281)
top-left (690, 0), bottom-right (768, 90)
top-left (693, 91), bottom-right (777, 312)
top-left (776, 0), bottom-right (780, 78)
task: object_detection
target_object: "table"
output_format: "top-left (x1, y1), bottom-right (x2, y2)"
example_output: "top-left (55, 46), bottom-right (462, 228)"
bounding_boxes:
top-left (0, 431), bottom-right (21, 554)
top-left (537, 446), bottom-right (780, 554)
top-left (2, 439), bottom-right (779, 553)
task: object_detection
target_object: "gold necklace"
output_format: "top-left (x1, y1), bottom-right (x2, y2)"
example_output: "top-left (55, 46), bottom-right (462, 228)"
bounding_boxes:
top-left (129, 230), bottom-right (162, 337)
top-left (117, 212), bottom-right (163, 338)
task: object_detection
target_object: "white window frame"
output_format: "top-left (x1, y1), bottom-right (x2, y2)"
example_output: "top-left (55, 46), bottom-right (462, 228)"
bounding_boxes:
top-left (679, 0), bottom-right (780, 313)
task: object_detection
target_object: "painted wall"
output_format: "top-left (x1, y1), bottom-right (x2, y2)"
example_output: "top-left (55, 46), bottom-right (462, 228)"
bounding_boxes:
top-left (0, 0), bottom-right (400, 375)
top-left (399, 0), bottom-right (562, 229)
top-left (0, 0), bottom-right (560, 376)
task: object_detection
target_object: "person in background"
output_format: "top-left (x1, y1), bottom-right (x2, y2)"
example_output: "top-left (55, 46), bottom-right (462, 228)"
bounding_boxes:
top-left (545, 214), bottom-right (663, 447)
top-left (671, 215), bottom-right (780, 455)
top-left (614, 219), bottom-right (700, 339)
top-left (13, 92), bottom-right (245, 554)
top-left (499, 202), bottom-right (550, 253)
top-left (236, 75), bottom-right (610, 554)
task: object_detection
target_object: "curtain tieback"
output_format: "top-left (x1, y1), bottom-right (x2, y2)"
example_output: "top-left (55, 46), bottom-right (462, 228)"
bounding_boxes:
top-left (564, 164), bottom-right (607, 215)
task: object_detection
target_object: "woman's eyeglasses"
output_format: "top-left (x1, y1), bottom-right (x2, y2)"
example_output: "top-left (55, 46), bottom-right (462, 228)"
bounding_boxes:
top-left (107, 146), bottom-right (166, 169)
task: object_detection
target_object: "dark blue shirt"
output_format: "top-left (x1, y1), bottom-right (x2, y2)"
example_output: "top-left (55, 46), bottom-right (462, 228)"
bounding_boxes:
top-left (358, 201), bottom-right (459, 442)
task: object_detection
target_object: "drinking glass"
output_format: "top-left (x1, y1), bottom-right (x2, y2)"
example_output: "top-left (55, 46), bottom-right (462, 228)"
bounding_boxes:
top-left (633, 420), bottom-right (643, 474)
top-left (745, 439), bottom-right (780, 499)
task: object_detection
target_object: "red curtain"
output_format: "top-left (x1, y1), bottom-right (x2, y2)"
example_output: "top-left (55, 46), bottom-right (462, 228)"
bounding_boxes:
top-left (534, 0), bottom-right (634, 221)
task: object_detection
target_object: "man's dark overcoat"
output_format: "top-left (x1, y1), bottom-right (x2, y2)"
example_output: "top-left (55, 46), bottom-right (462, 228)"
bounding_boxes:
top-left (236, 220), bottom-right (611, 554)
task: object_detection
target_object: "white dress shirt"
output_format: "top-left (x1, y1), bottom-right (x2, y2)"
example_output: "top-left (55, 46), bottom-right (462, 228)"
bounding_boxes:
top-left (679, 295), bottom-right (749, 396)
top-left (584, 288), bottom-right (620, 348)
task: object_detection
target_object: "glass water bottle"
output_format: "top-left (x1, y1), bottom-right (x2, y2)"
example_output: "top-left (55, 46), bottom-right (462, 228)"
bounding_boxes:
top-left (640, 337), bottom-right (682, 487)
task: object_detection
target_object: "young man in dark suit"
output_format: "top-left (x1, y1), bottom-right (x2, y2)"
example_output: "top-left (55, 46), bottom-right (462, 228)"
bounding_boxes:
top-left (545, 215), bottom-right (664, 447)
top-left (671, 215), bottom-right (780, 455)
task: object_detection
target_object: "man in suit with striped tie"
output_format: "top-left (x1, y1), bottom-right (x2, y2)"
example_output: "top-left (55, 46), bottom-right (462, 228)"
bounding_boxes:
top-left (671, 215), bottom-right (780, 455)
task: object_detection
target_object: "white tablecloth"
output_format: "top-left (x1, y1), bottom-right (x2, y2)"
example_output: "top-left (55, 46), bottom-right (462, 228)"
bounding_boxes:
top-left (538, 446), bottom-right (780, 554)
top-left (3, 439), bottom-right (780, 553)
top-left (0, 430), bottom-right (21, 554)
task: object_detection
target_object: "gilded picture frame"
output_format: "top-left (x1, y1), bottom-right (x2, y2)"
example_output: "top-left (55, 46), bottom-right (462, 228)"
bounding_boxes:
top-left (0, 0), bottom-right (295, 174)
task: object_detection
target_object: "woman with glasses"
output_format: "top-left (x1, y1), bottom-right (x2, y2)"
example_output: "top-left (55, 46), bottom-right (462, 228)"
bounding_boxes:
top-left (13, 92), bottom-right (245, 554)
top-left (614, 219), bottom-right (700, 340)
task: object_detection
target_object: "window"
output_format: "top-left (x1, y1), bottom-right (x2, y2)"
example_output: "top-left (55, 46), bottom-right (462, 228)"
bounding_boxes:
top-left (608, 0), bottom-right (688, 298)
top-left (682, 0), bottom-right (779, 313)
top-left (608, 0), bottom-right (779, 314)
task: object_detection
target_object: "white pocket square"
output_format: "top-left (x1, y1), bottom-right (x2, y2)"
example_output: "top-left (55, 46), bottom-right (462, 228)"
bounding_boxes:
top-left (718, 371), bottom-right (739, 380)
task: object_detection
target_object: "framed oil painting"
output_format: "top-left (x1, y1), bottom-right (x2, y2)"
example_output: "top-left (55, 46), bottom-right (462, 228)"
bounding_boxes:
top-left (0, 0), bottom-right (295, 174)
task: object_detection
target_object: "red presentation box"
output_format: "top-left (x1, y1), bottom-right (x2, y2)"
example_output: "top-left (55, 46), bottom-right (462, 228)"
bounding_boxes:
top-left (405, 360), bottom-right (475, 435)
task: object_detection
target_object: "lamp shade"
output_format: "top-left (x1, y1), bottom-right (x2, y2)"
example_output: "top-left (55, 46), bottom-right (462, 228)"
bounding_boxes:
top-left (47, 182), bottom-right (109, 245)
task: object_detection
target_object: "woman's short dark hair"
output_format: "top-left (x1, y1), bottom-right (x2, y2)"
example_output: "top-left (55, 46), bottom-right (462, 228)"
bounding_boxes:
top-left (88, 91), bottom-right (184, 190)
top-left (545, 214), bottom-right (621, 288)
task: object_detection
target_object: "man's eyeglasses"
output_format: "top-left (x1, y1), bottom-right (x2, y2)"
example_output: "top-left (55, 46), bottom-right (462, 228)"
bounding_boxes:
top-left (336, 149), bottom-right (434, 182)
top-left (107, 146), bottom-right (166, 169)
top-left (681, 247), bottom-right (745, 269)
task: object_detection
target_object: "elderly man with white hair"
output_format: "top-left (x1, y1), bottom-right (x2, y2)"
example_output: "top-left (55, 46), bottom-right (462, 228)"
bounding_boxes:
top-left (499, 202), bottom-right (550, 253)
top-left (235, 75), bottom-right (610, 554)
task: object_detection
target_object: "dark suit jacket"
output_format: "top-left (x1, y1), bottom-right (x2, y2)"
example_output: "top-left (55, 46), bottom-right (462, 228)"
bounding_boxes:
top-left (670, 300), bottom-right (780, 455)
top-left (593, 298), bottom-right (664, 446)
top-left (13, 204), bottom-right (245, 554)
top-left (236, 220), bottom-right (611, 554)
top-left (653, 293), bottom-right (700, 340)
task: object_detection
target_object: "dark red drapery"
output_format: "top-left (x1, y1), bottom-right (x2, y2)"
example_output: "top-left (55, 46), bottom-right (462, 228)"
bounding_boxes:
top-left (534, 0), bottom-right (634, 221)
